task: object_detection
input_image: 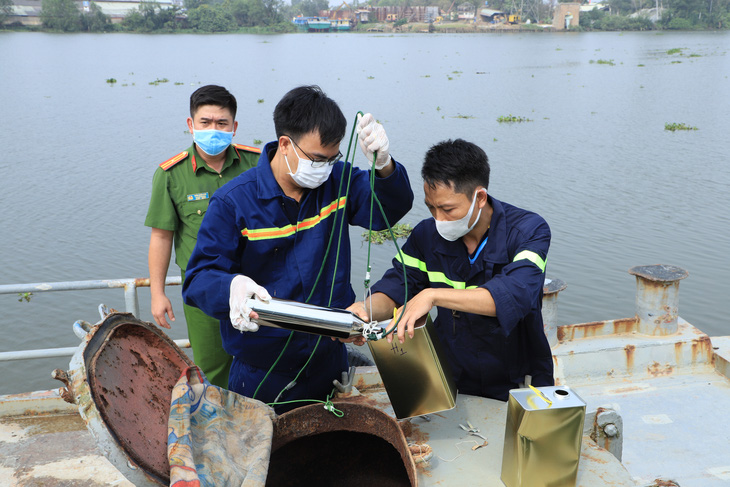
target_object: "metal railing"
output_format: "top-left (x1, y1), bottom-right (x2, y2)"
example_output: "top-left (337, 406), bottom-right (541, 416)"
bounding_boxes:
top-left (0, 277), bottom-right (190, 362)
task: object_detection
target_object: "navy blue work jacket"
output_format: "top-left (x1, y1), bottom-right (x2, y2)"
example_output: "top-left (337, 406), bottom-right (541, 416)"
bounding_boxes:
top-left (371, 195), bottom-right (554, 401)
top-left (183, 141), bottom-right (413, 373)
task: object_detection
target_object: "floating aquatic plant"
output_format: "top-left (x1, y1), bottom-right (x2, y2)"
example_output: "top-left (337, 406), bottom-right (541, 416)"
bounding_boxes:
top-left (257, 99), bottom-right (264, 104)
top-left (665, 123), bottom-right (698, 132)
top-left (106, 78), bottom-right (117, 84)
top-left (453, 114), bottom-right (474, 119)
top-left (362, 223), bottom-right (413, 245)
top-left (497, 115), bottom-right (532, 123)
top-left (590, 59), bottom-right (615, 66)
top-left (667, 48), bottom-right (683, 55)
top-left (149, 78), bottom-right (170, 86)
top-left (17, 292), bottom-right (32, 303)
top-left (253, 139), bottom-right (262, 145)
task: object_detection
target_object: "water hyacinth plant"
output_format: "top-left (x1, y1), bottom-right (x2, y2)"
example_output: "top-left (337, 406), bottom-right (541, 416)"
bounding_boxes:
top-left (665, 123), bottom-right (698, 131)
top-left (497, 115), bottom-right (533, 123)
top-left (362, 223), bottom-right (413, 244)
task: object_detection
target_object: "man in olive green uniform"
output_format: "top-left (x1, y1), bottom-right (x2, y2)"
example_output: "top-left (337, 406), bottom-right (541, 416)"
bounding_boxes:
top-left (145, 85), bottom-right (259, 388)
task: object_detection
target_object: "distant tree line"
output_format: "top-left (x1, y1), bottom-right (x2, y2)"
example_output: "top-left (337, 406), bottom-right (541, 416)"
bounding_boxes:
top-left (1, 0), bottom-right (14, 25)
top-left (579, 0), bottom-right (729, 29)
top-left (30, 0), bottom-right (295, 32)
top-left (6, 0), bottom-right (728, 32)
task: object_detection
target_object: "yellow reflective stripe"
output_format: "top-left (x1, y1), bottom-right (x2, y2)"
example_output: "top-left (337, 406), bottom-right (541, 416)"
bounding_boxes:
top-left (395, 252), bottom-right (478, 290)
top-left (513, 250), bottom-right (546, 272)
top-left (242, 196), bottom-right (347, 241)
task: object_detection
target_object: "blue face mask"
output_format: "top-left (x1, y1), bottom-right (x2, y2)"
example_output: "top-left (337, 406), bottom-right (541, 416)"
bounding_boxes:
top-left (193, 129), bottom-right (233, 156)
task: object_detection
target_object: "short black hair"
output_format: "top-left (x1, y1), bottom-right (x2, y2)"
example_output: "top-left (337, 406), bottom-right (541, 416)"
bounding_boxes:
top-left (190, 85), bottom-right (237, 119)
top-left (422, 139), bottom-right (490, 195)
top-left (273, 85), bottom-right (346, 147)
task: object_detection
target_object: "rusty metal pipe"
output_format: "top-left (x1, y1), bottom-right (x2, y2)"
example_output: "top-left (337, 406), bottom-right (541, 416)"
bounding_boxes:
top-left (628, 265), bottom-right (688, 336)
top-left (542, 277), bottom-right (567, 347)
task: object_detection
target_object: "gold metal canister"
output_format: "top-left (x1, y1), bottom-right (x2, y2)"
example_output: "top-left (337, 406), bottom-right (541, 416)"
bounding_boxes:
top-left (367, 314), bottom-right (457, 419)
top-left (501, 386), bottom-right (586, 487)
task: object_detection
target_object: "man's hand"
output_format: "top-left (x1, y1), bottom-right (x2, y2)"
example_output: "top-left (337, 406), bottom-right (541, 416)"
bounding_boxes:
top-left (229, 275), bottom-right (271, 332)
top-left (336, 301), bottom-right (369, 346)
top-left (151, 292), bottom-right (175, 329)
top-left (388, 289), bottom-right (434, 344)
top-left (347, 300), bottom-right (369, 322)
top-left (356, 113), bottom-right (391, 170)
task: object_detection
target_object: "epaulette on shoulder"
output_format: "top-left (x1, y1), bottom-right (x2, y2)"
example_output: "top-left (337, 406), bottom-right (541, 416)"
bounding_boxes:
top-left (233, 143), bottom-right (262, 154)
top-left (159, 151), bottom-right (189, 171)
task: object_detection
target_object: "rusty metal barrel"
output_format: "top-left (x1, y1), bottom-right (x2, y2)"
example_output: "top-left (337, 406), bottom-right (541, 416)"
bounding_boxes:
top-left (270, 402), bottom-right (417, 487)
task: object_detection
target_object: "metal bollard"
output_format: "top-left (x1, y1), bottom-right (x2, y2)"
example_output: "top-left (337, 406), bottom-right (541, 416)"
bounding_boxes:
top-left (584, 407), bottom-right (623, 462)
top-left (628, 265), bottom-right (688, 336)
top-left (542, 277), bottom-right (567, 347)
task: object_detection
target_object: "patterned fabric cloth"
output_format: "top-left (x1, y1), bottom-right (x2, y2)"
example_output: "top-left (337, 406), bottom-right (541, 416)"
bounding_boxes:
top-left (168, 366), bottom-right (276, 487)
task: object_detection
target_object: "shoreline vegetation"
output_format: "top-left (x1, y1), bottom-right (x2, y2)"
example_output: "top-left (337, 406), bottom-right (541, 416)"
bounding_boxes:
top-left (1, 0), bottom-right (727, 33)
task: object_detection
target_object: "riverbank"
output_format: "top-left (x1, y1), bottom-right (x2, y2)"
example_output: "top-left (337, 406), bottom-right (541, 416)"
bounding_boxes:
top-left (2, 18), bottom-right (726, 34)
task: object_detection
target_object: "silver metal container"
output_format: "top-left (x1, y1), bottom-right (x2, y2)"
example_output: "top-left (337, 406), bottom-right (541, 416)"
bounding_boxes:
top-left (247, 298), bottom-right (383, 339)
top-left (501, 386), bottom-right (586, 487)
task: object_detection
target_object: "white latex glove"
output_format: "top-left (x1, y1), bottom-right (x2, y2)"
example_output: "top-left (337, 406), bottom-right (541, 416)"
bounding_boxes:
top-left (356, 113), bottom-right (391, 170)
top-left (229, 275), bottom-right (271, 332)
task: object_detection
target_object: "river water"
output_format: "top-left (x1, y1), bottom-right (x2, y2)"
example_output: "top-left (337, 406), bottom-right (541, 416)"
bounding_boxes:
top-left (0, 30), bottom-right (728, 394)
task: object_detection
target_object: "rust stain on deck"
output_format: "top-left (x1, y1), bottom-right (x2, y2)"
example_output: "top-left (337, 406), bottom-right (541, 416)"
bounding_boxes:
top-left (557, 317), bottom-right (638, 342)
top-left (625, 344), bottom-right (636, 371)
top-left (647, 362), bottom-right (674, 377)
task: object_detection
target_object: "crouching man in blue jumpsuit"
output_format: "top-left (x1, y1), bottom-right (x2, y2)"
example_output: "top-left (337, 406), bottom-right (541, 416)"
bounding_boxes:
top-left (182, 85), bottom-right (414, 412)
top-left (350, 139), bottom-right (553, 400)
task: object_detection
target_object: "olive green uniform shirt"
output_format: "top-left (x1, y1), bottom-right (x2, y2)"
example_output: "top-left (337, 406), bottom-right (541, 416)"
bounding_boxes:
top-left (145, 143), bottom-right (259, 271)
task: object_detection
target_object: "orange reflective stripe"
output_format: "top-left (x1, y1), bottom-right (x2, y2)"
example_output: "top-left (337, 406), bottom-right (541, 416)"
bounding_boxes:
top-left (241, 196), bottom-right (347, 241)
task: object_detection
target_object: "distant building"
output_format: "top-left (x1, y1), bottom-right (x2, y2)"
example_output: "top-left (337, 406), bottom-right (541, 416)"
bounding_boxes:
top-left (552, 2), bottom-right (580, 30)
top-left (480, 8), bottom-right (504, 22)
top-left (367, 6), bottom-right (440, 23)
top-left (457, 2), bottom-right (475, 21)
top-left (355, 9), bottom-right (369, 23)
top-left (5, 0), bottom-right (176, 25)
top-left (7, 0), bottom-right (42, 26)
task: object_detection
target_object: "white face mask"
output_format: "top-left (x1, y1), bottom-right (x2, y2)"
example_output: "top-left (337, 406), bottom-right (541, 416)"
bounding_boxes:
top-left (284, 138), bottom-right (333, 189)
top-left (434, 189), bottom-right (485, 241)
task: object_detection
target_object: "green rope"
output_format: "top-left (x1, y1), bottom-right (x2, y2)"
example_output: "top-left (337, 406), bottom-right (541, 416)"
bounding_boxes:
top-left (267, 389), bottom-right (344, 418)
top-left (361, 153), bottom-right (410, 340)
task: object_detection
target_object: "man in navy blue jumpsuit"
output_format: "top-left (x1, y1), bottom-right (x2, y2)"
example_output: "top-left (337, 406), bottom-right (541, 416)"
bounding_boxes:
top-left (351, 139), bottom-right (553, 400)
top-left (183, 86), bottom-right (413, 411)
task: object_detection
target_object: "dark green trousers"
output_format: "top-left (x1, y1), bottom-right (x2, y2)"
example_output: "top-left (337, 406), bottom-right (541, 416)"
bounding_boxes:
top-left (182, 300), bottom-right (232, 389)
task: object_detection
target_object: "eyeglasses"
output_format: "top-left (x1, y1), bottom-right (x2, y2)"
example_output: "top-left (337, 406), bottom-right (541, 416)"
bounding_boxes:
top-left (286, 136), bottom-right (342, 168)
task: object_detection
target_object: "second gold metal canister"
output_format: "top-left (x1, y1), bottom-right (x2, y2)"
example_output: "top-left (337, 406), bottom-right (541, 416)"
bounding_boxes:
top-left (501, 385), bottom-right (586, 487)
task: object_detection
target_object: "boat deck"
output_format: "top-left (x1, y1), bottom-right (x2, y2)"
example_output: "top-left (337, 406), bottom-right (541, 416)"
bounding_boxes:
top-left (2, 320), bottom-right (729, 486)
top-left (0, 385), bottom-right (635, 487)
